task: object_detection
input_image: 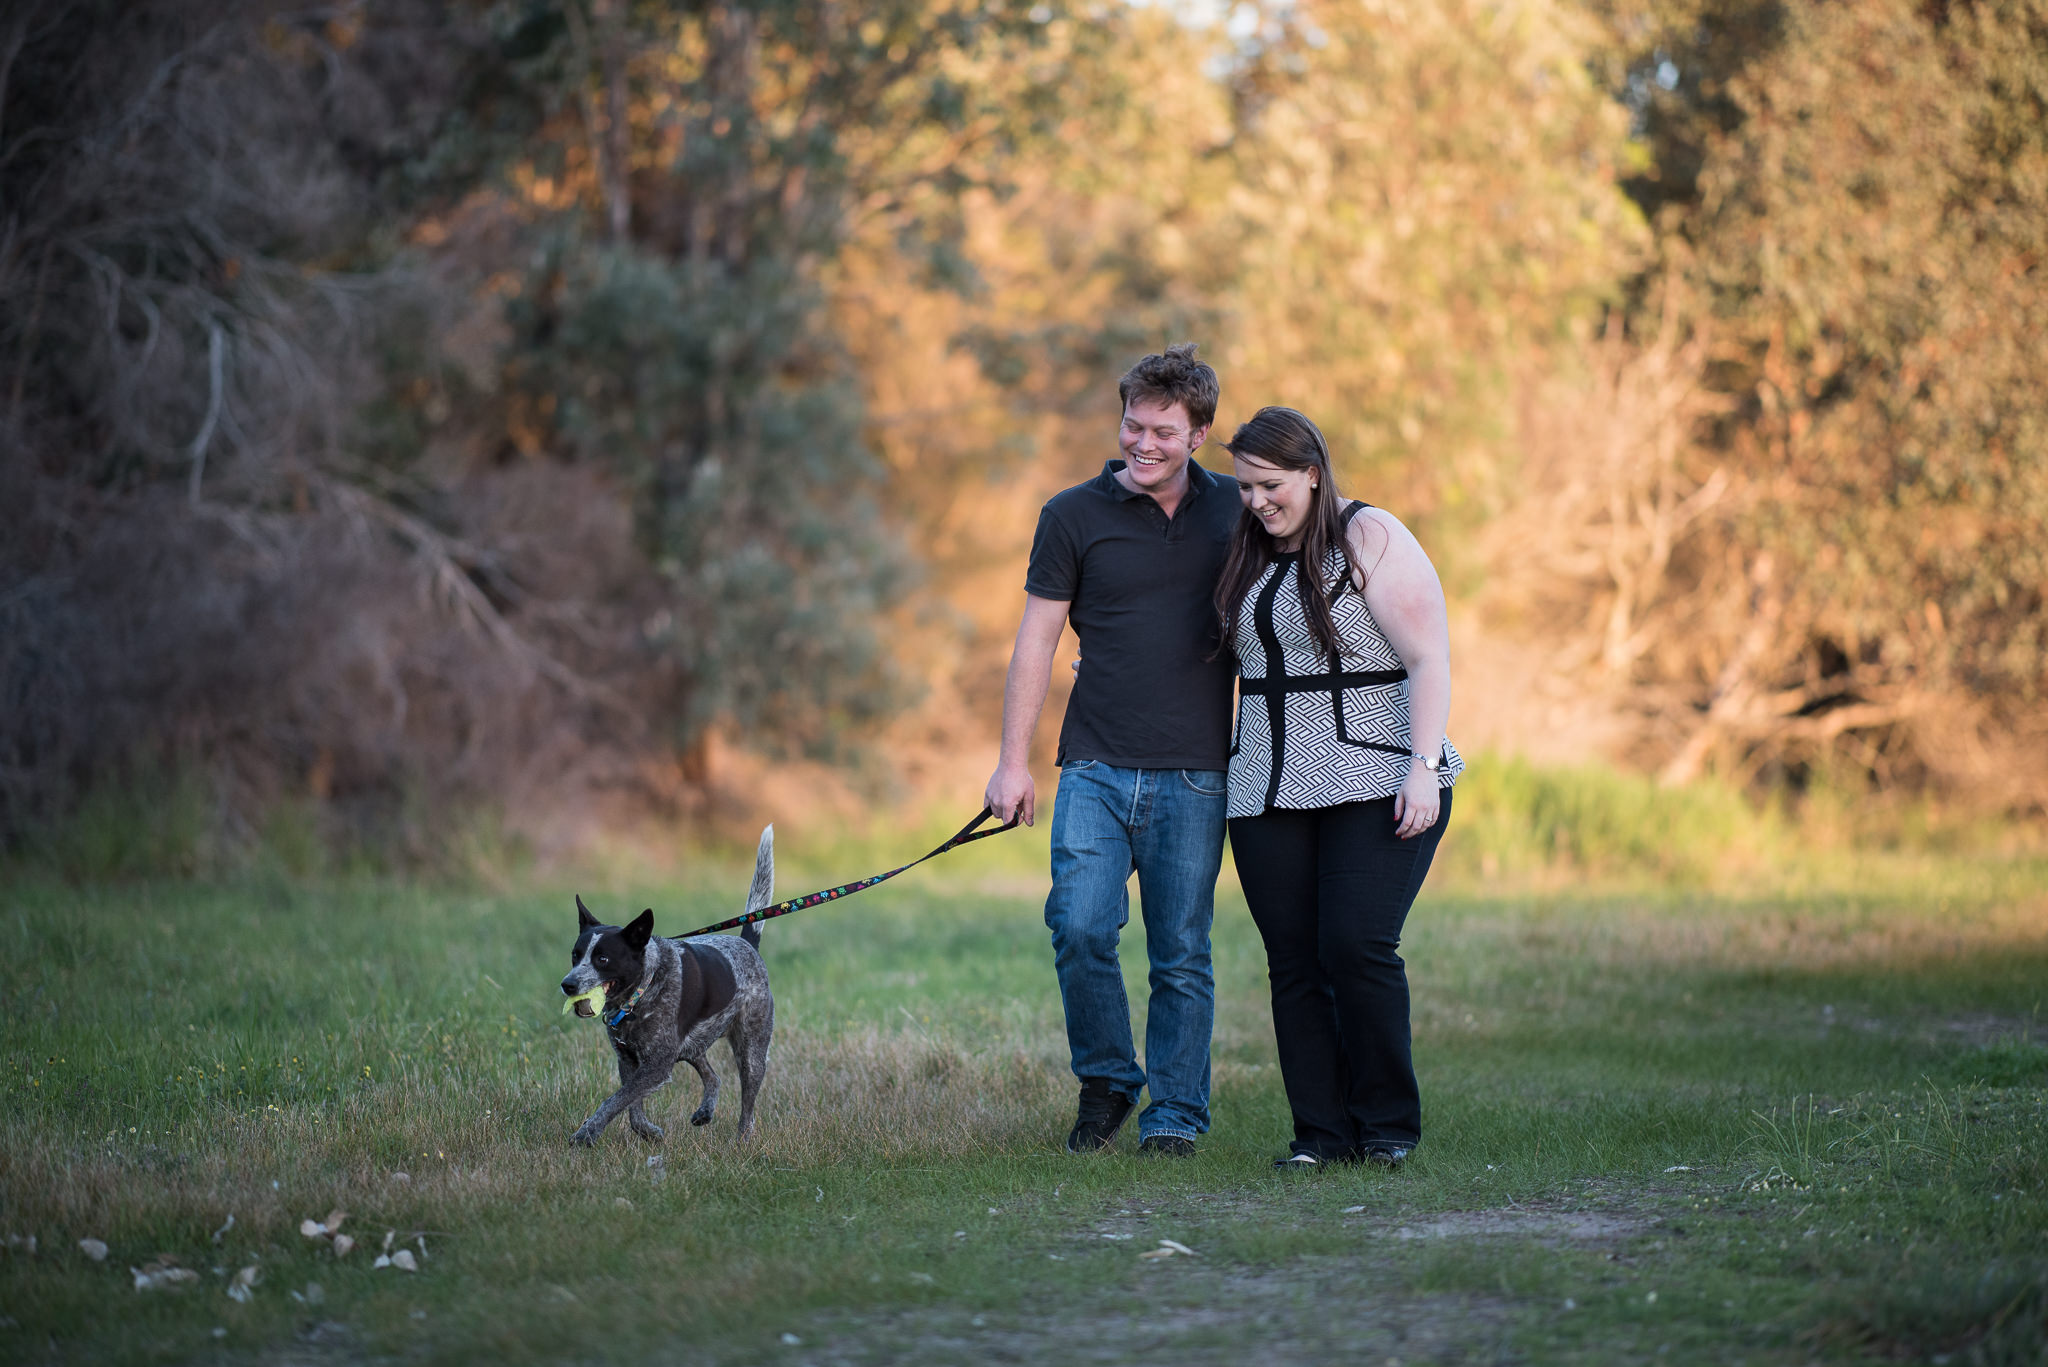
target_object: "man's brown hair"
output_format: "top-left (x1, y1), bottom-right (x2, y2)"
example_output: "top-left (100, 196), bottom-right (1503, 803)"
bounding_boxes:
top-left (1117, 342), bottom-right (1219, 431)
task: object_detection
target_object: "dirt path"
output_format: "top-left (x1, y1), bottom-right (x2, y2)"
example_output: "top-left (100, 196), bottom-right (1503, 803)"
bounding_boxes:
top-left (791, 1195), bottom-right (1660, 1365)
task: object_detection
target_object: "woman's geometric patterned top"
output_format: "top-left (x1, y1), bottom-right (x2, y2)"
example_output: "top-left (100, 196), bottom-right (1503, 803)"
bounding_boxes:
top-left (1225, 503), bottom-right (1465, 819)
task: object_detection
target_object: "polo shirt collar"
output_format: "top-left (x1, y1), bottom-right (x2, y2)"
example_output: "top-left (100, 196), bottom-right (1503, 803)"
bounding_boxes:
top-left (1099, 459), bottom-right (1218, 502)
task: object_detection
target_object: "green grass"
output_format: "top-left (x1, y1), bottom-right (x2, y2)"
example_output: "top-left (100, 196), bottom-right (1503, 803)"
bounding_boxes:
top-left (2, 853), bottom-right (2045, 1365)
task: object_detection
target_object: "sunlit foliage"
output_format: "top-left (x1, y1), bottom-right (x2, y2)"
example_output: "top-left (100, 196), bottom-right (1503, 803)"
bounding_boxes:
top-left (2, 0), bottom-right (2042, 853)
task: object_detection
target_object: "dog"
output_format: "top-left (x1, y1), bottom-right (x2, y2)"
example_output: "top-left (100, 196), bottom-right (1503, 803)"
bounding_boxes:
top-left (560, 825), bottom-right (776, 1146)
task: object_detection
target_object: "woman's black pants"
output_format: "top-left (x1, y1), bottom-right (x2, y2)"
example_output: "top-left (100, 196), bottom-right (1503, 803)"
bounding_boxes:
top-left (1229, 789), bottom-right (1452, 1160)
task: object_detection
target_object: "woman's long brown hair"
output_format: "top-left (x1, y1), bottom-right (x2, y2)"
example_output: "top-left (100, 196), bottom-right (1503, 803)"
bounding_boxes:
top-left (1213, 407), bottom-right (1364, 668)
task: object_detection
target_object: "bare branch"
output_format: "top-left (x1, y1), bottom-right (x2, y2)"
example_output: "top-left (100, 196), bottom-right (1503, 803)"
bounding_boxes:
top-left (314, 476), bottom-right (641, 727)
top-left (1658, 552), bottom-right (1780, 787)
top-left (186, 320), bottom-right (224, 505)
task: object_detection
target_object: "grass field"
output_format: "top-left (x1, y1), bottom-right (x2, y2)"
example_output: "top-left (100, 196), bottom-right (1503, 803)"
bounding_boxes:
top-left (2, 832), bottom-right (2046, 1365)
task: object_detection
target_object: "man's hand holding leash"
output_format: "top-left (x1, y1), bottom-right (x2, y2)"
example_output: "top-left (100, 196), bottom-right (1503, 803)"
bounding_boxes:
top-left (985, 761), bottom-right (1035, 828)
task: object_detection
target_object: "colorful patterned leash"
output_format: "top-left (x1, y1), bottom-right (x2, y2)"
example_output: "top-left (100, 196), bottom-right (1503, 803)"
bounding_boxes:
top-left (674, 806), bottom-right (1021, 940)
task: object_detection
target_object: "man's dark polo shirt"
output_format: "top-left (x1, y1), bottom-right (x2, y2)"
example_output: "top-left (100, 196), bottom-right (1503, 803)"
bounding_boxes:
top-left (1025, 459), bottom-right (1238, 771)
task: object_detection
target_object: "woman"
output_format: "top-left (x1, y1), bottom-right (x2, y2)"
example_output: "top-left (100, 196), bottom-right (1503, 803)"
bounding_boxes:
top-left (1217, 407), bottom-right (1463, 1170)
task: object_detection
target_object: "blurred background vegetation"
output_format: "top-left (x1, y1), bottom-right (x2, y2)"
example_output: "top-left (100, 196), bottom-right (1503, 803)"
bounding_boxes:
top-left (3, 0), bottom-right (2043, 879)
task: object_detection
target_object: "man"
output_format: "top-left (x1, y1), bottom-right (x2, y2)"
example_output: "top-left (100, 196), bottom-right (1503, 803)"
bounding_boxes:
top-left (983, 343), bottom-right (1238, 1157)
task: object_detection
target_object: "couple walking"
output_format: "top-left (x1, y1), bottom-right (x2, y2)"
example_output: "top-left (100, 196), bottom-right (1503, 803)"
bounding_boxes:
top-left (983, 344), bottom-right (1464, 1170)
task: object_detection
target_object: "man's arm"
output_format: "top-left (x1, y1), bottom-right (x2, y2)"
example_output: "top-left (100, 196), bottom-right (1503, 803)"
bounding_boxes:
top-left (984, 593), bottom-right (1071, 826)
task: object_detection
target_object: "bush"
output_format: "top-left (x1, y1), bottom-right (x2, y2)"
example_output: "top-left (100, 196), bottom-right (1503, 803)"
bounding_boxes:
top-left (26, 762), bottom-right (216, 882)
top-left (1437, 753), bottom-right (1777, 884)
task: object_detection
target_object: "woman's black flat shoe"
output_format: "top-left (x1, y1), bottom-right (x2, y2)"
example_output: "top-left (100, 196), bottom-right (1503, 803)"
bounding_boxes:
top-left (1351, 1145), bottom-right (1410, 1169)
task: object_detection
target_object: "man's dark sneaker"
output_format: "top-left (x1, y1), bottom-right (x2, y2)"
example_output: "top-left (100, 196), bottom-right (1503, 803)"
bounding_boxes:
top-left (1273, 1151), bottom-right (1322, 1172)
top-left (1139, 1134), bottom-right (1196, 1158)
top-left (1354, 1144), bottom-right (1411, 1169)
top-left (1065, 1078), bottom-right (1135, 1153)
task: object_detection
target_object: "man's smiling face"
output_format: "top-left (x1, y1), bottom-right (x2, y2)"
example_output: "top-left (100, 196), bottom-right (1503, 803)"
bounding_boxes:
top-left (1117, 396), bottom-right (1208, 497)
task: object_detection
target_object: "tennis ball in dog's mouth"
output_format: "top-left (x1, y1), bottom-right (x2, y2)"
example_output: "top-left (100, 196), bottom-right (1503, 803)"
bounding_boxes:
top-left (562, 985), bottom-right (609, 1018)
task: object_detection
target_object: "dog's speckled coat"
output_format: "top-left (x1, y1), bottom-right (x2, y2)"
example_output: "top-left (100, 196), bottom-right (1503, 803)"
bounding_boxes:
top-left (561, 827), bottom-right (776, 1145)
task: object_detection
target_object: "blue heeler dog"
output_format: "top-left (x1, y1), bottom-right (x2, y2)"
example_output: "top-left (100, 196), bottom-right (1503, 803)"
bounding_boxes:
top-left (561, 826), bottom-right (776, 1146)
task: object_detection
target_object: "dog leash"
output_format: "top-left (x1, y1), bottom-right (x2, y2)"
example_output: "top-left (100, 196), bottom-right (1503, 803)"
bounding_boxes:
top-left (672, 805), bottom-right (1021, 941)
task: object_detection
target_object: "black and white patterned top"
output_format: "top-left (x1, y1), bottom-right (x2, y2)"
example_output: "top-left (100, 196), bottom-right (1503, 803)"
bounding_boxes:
top-left (1226, 502), bottom-right (1465, 819)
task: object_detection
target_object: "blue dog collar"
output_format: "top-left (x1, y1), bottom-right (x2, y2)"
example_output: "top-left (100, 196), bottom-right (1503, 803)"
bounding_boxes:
top-left (604, 980), bottom-right (648, 1030)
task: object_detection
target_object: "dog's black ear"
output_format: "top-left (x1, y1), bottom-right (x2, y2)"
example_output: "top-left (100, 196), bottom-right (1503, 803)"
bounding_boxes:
top-left (576, 895), bottom-right (600, 930)
top-left (623, 909), bottom-right (654, 950)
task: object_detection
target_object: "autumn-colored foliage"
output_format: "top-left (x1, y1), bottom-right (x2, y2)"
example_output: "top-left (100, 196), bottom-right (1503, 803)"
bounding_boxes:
top-left (2, 0), bottom-right (2042, 855)
top-left (1502, 0), bottom-right (2048, 801)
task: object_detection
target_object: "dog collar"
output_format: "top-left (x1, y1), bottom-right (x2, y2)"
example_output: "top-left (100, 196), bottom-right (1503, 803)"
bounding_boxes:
top-left (603, 980), bottom-right (648, 1030)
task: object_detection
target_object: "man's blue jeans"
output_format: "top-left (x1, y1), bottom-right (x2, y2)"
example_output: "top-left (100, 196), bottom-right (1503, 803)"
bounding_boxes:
top-left (1045, 760), bottom-right (1227, 1141)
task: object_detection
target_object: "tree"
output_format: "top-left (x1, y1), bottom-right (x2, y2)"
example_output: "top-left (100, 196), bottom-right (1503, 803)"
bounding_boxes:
top-left (1510, 0), bottom-right (2048, 803)
top-left (0, 0), bottom-right (1148, 845)
top-left (1217, 0), bottom-right (1649, 527)
top-left (490, 0), bottom-right (1104, 755)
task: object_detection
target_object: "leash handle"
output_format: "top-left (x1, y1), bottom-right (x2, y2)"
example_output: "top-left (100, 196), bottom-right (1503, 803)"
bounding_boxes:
top-left (674, 806), bottom-right (1019, 939)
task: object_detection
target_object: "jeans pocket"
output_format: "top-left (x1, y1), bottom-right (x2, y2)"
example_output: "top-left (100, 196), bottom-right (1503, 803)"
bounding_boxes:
top-left (1180, 769), bottom-right (1227, 797)
top-left (1062, 758), bottom-right (1101, 772)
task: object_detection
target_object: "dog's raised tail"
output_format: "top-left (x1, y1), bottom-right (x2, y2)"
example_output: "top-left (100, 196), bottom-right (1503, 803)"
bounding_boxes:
top-left (742, 824), bottom-right (774, 949)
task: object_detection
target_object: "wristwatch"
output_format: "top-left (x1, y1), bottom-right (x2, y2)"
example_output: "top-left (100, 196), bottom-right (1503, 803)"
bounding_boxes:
top-left (1411, 750), bottom-right (1442, 773)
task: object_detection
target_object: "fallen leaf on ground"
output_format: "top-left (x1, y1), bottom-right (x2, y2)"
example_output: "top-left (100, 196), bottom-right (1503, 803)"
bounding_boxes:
top-left (331, 1234), bottom-right (355, 1258)
top-left (390, 1249), bottom-right (418, 1272)
top-left (211, 1215), bottom-right (235, 1244)
top-left (1139, 1239), bottom-right (1201, 1260)
top-left (4, 1234), bottom-right (36, 1255)
top-left (133, 1258), bottom-right (201, 1291)
top-left (1342, 1205), bottom-right (1367, 1214)
top-left (226, 1266), bottom-right (260, 1303)
top-left (302, 1209), bottom-right (350, 1242)
top-left (78, 1239), bottom-right (109, 1261)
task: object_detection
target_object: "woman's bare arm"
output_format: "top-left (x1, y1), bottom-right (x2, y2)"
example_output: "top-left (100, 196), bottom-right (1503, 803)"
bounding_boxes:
top-left (1351, 510), bottom-right (1452, 838)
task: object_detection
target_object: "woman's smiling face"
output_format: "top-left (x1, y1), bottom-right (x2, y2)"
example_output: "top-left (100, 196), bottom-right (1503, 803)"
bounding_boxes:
top-left (1234, 452), bottom-right (1316, 549)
